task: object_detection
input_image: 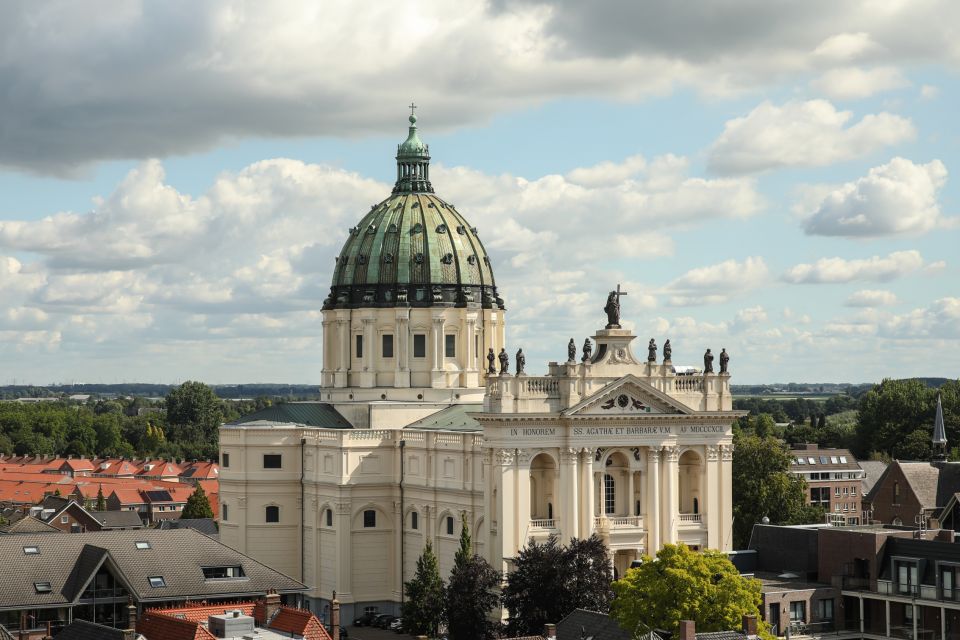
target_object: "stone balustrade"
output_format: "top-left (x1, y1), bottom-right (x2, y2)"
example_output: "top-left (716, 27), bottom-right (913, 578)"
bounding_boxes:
top-left (530, 518), bottom-right (557, 529)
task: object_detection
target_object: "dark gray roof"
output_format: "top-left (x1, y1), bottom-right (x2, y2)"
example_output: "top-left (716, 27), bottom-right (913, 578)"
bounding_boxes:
top-left (0, 528), bottom-right (306, 610)
top-left (157, 518), bottom-right (218, 536)
top-left (0, 513), bottom-right (60, 534)
top-left (54, 619), bottom-right (131, 640)
top-left (230, 402), bottom-right (353, 428)
top-left (858, 460), bottom-right (889, 496)
top-left (404, 403), bottom-right (482, 432)
top-left (88, 510), bottom-right (144, 529)
top-left (557, 609), bottom-right (632, 640)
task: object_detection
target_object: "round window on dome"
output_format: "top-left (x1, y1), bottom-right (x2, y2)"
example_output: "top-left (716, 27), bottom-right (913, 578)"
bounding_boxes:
top-left (436, 224), bottom-right (447, 233)
top-left (414, 253), bottom-right (425, 264)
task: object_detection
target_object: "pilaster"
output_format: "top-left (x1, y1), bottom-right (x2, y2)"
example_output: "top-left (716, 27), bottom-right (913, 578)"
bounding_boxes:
top-left (558, 447), bottom-right (579, 538)
top-left (646, 447), bottom-right (661, 552)
top-left (359, 316), bottom-right (375, 388)
top-left (706, 445), bottom-right (721, 548)
top-left (660, 445), bottom-right (678, 545)
top-left (430, 313), bottom-right (445, 388)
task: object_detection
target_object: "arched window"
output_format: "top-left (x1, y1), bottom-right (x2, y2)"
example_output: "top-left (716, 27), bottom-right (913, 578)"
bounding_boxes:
top-left (604, 474), bottom-right (615, 515)
top-left (547, 503), bottom-right (553, 520)
top-left (446, 516), bottom-right (454, 535)
top-left (894, 481), bottom-right (900, 504)
top-left (265, 505), bottom-right (279, 523)
top-left (411, 511), bottom-right (419, 530)
top-left (693, 497), bottom-right (699, 515)
top-left (325, 509), bottom-right (333, 527)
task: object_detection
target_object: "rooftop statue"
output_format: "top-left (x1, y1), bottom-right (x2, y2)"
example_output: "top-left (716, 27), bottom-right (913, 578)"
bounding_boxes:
top-left (516, 349), bottom-right (526, 374)
top-left (703, 348), bottom-right (714, 374)
top-left (647, 338), bottom-right (657, 362)
top-left (719, 348), bottom-right (729, 374)
top-left (498, 348), bottom-right (509, 375)
top-left (663, 339), bottom-right (672, 362)
top-left (567, 338), bottom-right (576, 363)
top-left (582, 338), bottom-right (593, 363)
top-left (604, 284), bottom-right (628, 329)
top-left (486, 348), bottom-right (496, 374)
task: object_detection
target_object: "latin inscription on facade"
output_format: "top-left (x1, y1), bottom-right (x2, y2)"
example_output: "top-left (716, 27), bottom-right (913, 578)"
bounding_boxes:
top-left (505, 425), bottom-right (726, 438)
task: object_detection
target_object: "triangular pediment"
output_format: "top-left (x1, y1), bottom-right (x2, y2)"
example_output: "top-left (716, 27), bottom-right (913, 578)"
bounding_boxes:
top-left (562, 375), bottom-right (694, 417)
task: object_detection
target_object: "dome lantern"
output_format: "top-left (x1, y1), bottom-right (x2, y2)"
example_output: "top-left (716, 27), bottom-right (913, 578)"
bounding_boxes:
top-left (393, 103), bottom-right (433, 194)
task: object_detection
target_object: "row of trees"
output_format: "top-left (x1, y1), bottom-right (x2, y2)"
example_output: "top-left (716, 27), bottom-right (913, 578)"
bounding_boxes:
top-left (402, 525), bottom-right (768, 640)
top-left (0, 381), bottom-right (272, 460)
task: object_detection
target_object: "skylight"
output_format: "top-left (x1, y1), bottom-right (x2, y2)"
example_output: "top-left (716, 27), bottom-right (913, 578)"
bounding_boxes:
top-left (34, 582), bottom-right (52, 593)
top-left (148, 576), bottom-right (166, 588)
top-left (135, 541), bottom-right (151, 550)
top-left (23, 546), bottom-right (39, 555)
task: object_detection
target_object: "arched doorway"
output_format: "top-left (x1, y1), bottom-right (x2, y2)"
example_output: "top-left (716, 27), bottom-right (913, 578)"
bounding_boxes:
top-left (530, 453), bottom-right (557, 523)
top-left (679, 450), bottom-right (704, 516)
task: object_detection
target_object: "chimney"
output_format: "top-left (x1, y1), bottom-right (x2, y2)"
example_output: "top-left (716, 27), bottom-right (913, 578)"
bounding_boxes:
top-left (264, 588), bottom-right (281, 622)
top-left (679, 620), bottom-right (696, 640)
top-left (544, 624), bottom-right (557, 640)
top-left (331, 591), bottom-right (341, 640)
top-left (126, 596), bottom-right (138, 630)
top-left (742, 615), bottom-right (758, 638)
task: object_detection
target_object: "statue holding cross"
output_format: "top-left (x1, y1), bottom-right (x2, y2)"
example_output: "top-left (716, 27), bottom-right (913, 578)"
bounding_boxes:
top-left (604, 284), bottom-right (628, 328)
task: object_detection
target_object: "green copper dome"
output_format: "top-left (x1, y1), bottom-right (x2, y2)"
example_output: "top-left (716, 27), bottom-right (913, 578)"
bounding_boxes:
top-left (323, 112), bottom-right (504, 310)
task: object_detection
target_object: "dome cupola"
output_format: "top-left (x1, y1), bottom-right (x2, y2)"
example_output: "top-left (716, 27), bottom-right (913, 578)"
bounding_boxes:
top-left (324, 109), bottom-right (504, 311)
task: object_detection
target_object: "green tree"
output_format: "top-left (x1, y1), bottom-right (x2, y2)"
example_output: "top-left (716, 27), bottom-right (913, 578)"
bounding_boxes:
top-left (181, 483), bottom-right (215, 519)
top-left (403, 539), bottom-right (446, 637)
top-left (446, 515), bottom-right (500, 640)
top-left (854, 379), bottom-right (960, 459)
top-left (611, 544), bottom-right (768, 637)
top-left (732, 434), bottom-right (823, 548)
top-left (96, 485), bottom-right (107, 511)
top-left (165, 381), bottom-right (223, 445)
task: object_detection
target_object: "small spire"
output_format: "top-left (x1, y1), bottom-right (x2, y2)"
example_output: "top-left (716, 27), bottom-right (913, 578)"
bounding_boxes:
top-left (932, 392), bottom-right (947, 464)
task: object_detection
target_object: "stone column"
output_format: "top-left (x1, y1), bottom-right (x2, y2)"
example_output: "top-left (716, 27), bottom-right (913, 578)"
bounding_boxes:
top-left (579, 449), bottom-right (595, 537)
top-left (495, 449), bottom-right (517, 566)
top-left (431, 314), bottom-right (445, 388)
top-left (646, 448), bottom-right (660, 552)
top-left (559, 448), bottom-right (579, 538)
top-left (719, 444), bottom-right (734, 550)
top-left (359, 317), bottom-right (375, 388)
top-left (335, 317), bottom-right (349, 387)
top-left (705, 445), bottom-right (721, 548)
top-left (516, 450), bottom-right (532, 551)
top-left (661, 446), bottom-right (679, 545)
top-left (394, 312), bottom-right (410, 388)
top-left (627, 469), bottom-right (635, 517)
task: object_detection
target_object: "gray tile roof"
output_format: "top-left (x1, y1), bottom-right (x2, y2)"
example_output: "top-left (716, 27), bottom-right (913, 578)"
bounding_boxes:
top-left (0, 528), bottom-right (306, 610)
top-left (229, 402), bottom-right (353, 428)
top-left (53, 619), bottom-right (134, 640)
top-left (0, 513), bottom-right (60, 534)
top-left (156, 518), bottom-right (218, 536)
top-left (403, 403), bottom-right (483, 432)
top-left (557, 609), bottom-right (632, 640)
top-left (858, 460), bottom-right (889, 497)
top-left (88, 510), bottom-right (145, 529)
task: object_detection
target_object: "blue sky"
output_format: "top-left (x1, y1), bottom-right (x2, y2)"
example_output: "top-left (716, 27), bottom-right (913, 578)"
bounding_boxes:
top-left (0, 1), bottom-right (957, 385)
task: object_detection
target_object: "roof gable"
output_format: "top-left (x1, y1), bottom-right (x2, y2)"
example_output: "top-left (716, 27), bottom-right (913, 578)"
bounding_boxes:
top-left (562, 375), bottom-right (694, 417)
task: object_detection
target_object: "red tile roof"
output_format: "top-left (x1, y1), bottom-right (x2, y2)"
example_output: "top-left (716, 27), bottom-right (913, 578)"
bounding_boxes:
top-left (137, 612), bottom-right (217, 640)
top-left (269, 606), bottom-right (332, 640)
top-left (145, 602), bottom-right (256, 624)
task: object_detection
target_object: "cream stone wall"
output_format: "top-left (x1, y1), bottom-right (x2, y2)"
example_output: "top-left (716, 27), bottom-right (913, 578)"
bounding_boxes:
top-left (321, 307), bottom-right (506, 395)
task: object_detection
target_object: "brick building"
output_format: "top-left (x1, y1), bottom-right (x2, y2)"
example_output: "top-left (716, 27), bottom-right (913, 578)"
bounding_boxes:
top-left (788, 444), bottom-right (865, 524)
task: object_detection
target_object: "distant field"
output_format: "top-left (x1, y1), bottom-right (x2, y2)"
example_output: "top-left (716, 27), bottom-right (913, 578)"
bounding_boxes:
top-left (733, 394), bottom-right (835, 401)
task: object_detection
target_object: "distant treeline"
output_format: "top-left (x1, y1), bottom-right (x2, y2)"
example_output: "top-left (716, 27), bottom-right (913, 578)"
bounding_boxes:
top-left (0, 383), bottom-right (321, 400)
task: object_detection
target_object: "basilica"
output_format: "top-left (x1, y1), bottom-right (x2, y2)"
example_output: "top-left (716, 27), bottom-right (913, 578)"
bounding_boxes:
top-left (218, 112), bottom-right (742, 619)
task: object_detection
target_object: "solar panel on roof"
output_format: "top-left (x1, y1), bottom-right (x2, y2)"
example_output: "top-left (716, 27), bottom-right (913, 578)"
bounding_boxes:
top-left (145, 490), bottom-right (173, 501)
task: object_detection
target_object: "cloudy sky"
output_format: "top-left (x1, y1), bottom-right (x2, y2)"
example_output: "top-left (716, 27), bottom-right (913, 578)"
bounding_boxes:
top-left (1, 1), bottom-right (958, 385)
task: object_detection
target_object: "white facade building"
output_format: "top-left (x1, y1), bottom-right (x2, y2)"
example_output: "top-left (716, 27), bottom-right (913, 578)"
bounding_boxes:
top-left (218, 114), bottom-right (742, 619)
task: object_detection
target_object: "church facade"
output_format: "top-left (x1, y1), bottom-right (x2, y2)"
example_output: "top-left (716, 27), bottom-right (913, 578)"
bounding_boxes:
top-left (218, 112), bottom-right (742, 619)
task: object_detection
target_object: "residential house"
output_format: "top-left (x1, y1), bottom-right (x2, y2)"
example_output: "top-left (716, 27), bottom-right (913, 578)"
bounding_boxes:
top-left (788, 444), bottom-right (865, 525)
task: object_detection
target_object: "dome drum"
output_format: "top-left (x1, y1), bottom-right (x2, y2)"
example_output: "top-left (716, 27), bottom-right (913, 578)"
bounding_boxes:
top-left (323, 282), bottom-right (504, 310)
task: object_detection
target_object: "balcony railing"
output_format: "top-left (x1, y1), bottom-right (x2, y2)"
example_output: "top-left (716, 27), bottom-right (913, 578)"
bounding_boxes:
top-left (529, 519), bottom-right (556, 529)
top-left (679, 513), bottom-right (702, 523)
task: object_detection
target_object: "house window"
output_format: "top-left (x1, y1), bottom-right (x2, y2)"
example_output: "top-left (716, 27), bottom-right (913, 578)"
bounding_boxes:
top-left (941, 565), bottom-right (958, 600)
top-left (222, 504), bottom-right (228, 521)
top-left (356, 335), bottom-right (363, 358)
top-left (411, 511), bottom-right (419, 530)
top-left (817, 599), bottom-right (834, 621)
top-left (445, 334), bottom-right (456, 357)
top-left (221, 453), bottom-right (230, 468)
top-left (413, 334), bottom-right (426, 358)
top-left (789, 601), bottom-right (806, 624)
top-left (835, 487), bottom-right (841, 497)
top-left (326, 509), bottom-right (333, 527)
top-left (820, 456), bottom-right (828, 464)
top-left (34, 582), bottom-right (52, 593)
top-left (263, 454), bottom-right (282, 469)
top-left (895, 559), bottom-right (919, 595)
top-left (135, 541), bottom-right (151, 550)
top-left (60, 516), bottom-right (69, 524)
top-left (446, 516), bottom-right (455, 535)
top-left (266, 505), bottom-right (280, 523)
top-left (851, 486), bottom-right (857, 496)
top-left (23, 546), bottom-right (39, 555)
top-left (604, 474), bottom-right (615, 515)
top-left (363, 510), bottom-right (376, 528)
top-left (148, 576), bottom-right (166, 588)
top-left (382, 334), bottom-right (394, 358)
top-left (894, 481), bottom-right (900, 504)
top-left (202, 566), bottom-right (246, 579)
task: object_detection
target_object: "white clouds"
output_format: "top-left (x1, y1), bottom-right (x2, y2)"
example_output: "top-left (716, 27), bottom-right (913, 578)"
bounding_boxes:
top-left (707, 100), bottom-right (915, 174)
top-left (882, 297), bottom-right (960, 339)
top-left (845, 289), bottom-right (898, 307)
top-left (1, 1), bottom-right (959, 172)
top-left (783, 250), bottom-right (925, 284)
top-left (664, 257), bottom-right (769, 306)
top-left (811, 66), bottom-right (908, 100)
top-left (801, 158), bottom-right (948, 237)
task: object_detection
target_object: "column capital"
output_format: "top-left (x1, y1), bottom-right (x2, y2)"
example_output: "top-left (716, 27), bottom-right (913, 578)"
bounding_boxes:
top-left (559, 447), bottom-right (579, 464)
top-left (663, 445), bottom-right (679, 462)
top-left (647, 447), bottom-right (662, 464)
top-left (721, 444), bottom-right (734, 461)
top-left (706, 445), bottom-right (720, 461)
top-left (516, 449), bottom-right (533, 465)
top-left (494, 448), bottom-right (515, 466)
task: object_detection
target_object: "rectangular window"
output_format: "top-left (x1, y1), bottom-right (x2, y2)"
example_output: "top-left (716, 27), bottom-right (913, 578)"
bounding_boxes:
top-left (789, 601), bottom-right (806, 623)
top-left (820, 456), bottom-right (828, 464)
top-left (413, 334), bottom-right (426, 358)
top-left (382, 334), bottom-right (394, 358)
top-left (356, 334), bottom-right (363, 358)
top-left (148, 576), bottom-right (166, 588)
top-left (604, 474), bottom-right (616, 515)
top-left (445, 334), bottom-right (456, 357)
top-left (202, 566), bottom-right (246, 580)
top-left (23, 546), bottom-right (39, 555)
top-left (446, 516), bottom-right (454, 535)
top-left (817, 599), bottom-right (834, 621)
top-left (60, 516), bottom-right (69, 524)
top-left (34, 582), bottom-right (52, 593)
top-left (326, 509), bottom-right (333, 527)
top-left (263, 454), bottom-right (282, 469)
top-left (942, 566), bottom-right (956, 600)
top-left (266, 505), bottom-right (280, 523)
top-left (135, 541), bottom-right (151, 550)
top-left (222, 504), bottom-right (228, 521)
top-left (851, 486), bottom-right (857, 496)
top-left (896, 560), bottom-right (919, 595)
top-left (831, 456), bottom-right (839, 464)
top-left (221, 453), bottom-right (230, 468)
top-left (363, 509), bottom-right (376, 528)
top-left (411, 511), bottom-right (419, 530)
